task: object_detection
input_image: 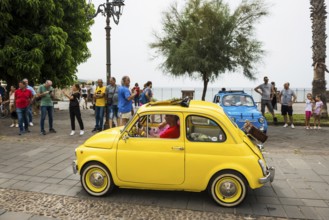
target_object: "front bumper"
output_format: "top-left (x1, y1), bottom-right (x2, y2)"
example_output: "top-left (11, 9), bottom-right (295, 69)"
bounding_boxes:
top-left (259, 167), bottom-right (275, 184)
top-left (72, 160), bottom-right (78, 174)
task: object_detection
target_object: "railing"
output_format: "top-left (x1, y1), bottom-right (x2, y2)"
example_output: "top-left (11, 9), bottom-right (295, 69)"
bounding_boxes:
top-left (53, 87), bottom-right (314, 103)
top-left (152, 88), bottom-right (313, 103)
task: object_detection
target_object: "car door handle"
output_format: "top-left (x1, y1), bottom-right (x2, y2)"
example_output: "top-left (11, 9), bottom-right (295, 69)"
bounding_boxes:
top-left (172, 146), bottom-right (184, 151)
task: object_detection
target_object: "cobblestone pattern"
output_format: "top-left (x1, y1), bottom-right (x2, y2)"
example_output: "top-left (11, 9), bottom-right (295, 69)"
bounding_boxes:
top-left (0, 110), bottom-right (329, 219)
top-left (0, 189), bottom-right (287, 220)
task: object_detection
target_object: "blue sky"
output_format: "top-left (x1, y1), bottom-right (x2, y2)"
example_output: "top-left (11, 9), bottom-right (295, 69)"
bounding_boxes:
top-left (77, 0), bottom-right (322, 89)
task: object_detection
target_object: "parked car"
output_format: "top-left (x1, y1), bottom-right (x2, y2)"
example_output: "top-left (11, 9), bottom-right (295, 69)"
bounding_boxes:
top-left (72, 99), bottom-right (274, 207)
top-left (213, 90), bottom-right (268, 133)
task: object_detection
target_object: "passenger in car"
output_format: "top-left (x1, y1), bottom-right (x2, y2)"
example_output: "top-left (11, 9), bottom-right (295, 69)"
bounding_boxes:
top-left (236, 96), bottom-right (252, 106)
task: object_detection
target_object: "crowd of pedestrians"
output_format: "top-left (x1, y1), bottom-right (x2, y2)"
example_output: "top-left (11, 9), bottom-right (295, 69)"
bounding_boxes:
top-left (0, 74), bottom-right (326, 137)
top-left (0, 76), bottom-right (154, 136)
top-left (254, 76), bottom-right (324, 130)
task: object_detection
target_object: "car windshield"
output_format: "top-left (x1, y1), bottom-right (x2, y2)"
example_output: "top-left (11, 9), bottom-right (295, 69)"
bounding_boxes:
top-left (223, 95), bottom-right (254, 107)
top-left (122, 111), bottom-right (137, 132)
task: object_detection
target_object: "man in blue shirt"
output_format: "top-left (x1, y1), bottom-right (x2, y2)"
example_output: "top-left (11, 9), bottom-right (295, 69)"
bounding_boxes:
top-left (118, 76), bottom-right (137, 126)
top-left (23, 78), bottom-right (36, 126)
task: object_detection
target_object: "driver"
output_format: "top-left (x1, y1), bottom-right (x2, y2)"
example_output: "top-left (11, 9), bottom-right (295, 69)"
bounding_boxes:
top-left (160, 115), bottom-right (180, 138)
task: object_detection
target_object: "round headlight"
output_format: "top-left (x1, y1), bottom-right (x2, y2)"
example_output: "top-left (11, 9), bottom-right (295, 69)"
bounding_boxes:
top-left (258, 117), bottom-right (265, 123)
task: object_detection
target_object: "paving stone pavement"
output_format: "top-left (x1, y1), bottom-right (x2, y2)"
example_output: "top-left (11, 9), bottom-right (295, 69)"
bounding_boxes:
top-left (0, 108), bottom-right (329, 219)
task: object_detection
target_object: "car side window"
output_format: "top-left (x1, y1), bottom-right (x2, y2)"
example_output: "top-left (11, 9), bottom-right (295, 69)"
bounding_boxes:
top-left (128, 114), bottom-right (180, 139)
top-left (128, 115), bottom-right (148, 137)
top-left (186, 115), bottom-right (226, 142)
top-left (214, 95), bottom-right (220, 103)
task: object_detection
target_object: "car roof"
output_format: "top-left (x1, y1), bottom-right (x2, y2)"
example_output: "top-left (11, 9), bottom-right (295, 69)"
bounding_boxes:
top-left (215, 91), bottom-right (255, 98)
top-left (137, 99), bottom-right (225, 115)
top-left (216, 90), bottom-right (246, 95)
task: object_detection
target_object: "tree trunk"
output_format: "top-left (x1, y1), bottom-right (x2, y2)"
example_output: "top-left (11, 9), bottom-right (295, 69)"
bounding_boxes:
top-left (201, 73), bottom-right (209, 101)
top-left (310, 0), bottom-right (328, 117)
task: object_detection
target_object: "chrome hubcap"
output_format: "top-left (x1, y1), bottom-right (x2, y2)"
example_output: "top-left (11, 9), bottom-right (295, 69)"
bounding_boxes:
top-left (219, 181), bottom-right (237, 198)
top-left (89, 171), bottom-right (105, 188)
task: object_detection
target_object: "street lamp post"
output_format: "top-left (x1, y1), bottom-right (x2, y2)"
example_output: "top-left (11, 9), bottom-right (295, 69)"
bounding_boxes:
top-left (89, 0), bottom-right (125, 129)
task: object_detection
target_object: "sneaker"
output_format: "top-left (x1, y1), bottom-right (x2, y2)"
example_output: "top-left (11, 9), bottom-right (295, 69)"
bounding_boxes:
top-left (283, 124), bottom-right (288, 128)
top-left (92, 128), bottom-right (98, 132)
top-left (49, 128), bottom-right (57, 133)
top-left (10, 124), bottom-right (15, 128)
top-left (70, 131), bottom-right (75, 136)
top-left (314, 126), bottom-right (317, 129)
top-left (40, 130), bottom-right (46, 135)
top-left (80, 130), bottom-right (84, 136)
top-left (29, 122), bottom-right (34, 126)
top-left (318, 126), bottom-right (322, 129)
top-left (15, 124), bottom-right (18, 127)
top-left (306, 127), bottom-right (309, 130)
top-left (291, 124), bottom-right (295, 129)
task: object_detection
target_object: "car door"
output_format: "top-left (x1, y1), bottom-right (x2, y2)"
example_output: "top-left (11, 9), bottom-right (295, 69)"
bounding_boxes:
top-left (116, 113), bottom-right (185, 185)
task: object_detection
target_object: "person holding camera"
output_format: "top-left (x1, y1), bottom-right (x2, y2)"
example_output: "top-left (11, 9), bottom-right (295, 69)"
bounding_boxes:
top-left (62, 84), bottom-right (84, 135)
top-left (37, 80), bottom-right (56, 135)
top-left (106, 77), bottom-right (119, 128)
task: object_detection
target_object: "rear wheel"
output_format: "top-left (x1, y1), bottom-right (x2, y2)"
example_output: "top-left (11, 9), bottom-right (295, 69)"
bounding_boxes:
top-left (81, 162), bottom-right (114, 196)
top-left (208, 171), bottom-right (247, 207)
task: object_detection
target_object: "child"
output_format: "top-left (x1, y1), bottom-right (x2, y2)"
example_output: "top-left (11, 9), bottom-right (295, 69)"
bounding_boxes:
top-left (313, 94), bottom-right (323, 129)
top-left (305, 93), bottom-right (314, 129)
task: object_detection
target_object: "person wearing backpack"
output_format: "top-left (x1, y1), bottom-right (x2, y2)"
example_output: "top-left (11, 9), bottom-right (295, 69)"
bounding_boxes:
top-left (139, 81), bottom-right (153, 105)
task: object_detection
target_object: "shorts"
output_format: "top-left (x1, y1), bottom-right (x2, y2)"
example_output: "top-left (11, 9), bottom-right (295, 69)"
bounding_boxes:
top-left (313, 112), bottom-right (321, 118)
top-left (281, 105), bottom-right (293, 116)
top-left (82, 94), bottom-right (87, 98)
top-left (261, 99), bottom-right (273, 113)
top-left (121, 112), bottom-right (132, 119)
top-left (305, 111), bottom-right (312, 119)
top-left (108, 105), bottom-right (118, 119)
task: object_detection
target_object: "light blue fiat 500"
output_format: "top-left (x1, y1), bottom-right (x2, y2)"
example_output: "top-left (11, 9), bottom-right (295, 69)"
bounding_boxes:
top-left (213, 90), bottom-right (268, 133)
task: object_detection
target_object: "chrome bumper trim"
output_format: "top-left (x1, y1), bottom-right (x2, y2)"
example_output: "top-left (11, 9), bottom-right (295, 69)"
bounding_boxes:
top-left (259, 167), bottom-right (275, 184)
top-left (72, 160), bottom-right (78, 174)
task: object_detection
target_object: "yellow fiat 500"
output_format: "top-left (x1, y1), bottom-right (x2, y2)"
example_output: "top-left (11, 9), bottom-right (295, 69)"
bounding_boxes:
top-left (73, 99), bottom-right (274, 207)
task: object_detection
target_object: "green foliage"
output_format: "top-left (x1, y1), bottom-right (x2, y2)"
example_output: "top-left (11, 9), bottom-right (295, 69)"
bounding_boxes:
top-left (0, 0), bottom-right (94, 87)
top-left (151, 0), bottom-right (268, 100)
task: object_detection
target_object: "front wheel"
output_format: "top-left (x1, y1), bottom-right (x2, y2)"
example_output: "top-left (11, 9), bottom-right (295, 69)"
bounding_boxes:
top-left (208, 171), bottom-right (247, 207)
top-left (81, 162), bottom-right (114, 196)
